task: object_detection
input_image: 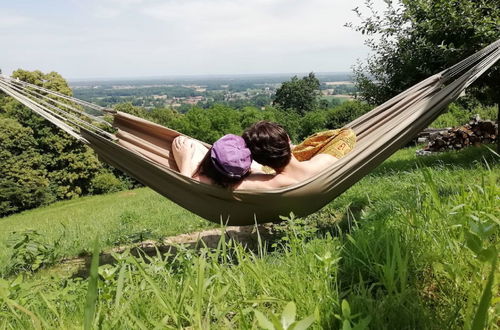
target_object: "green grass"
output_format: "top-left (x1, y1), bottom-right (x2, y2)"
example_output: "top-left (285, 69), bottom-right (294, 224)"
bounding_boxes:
top-left (0, 145), bottom-right (498, 329)
top-left (0, 189), bottom-right (213, 275)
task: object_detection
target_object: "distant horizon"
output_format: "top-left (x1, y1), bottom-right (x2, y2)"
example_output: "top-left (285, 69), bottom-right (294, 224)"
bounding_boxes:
top-left (67, 71), bottom-right (353, 83)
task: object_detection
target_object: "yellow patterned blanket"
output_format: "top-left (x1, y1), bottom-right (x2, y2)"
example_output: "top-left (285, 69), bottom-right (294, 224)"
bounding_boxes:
top-left (292, 128), bottom-right (356, 161)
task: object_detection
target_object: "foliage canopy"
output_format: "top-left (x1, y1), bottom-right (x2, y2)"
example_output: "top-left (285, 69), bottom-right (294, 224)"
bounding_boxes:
top-left (0, 70), bottom-right (129, 216)
top-left (350, 0), bottom-right (500, 105)
top-left (272, 72), bottom-right (321, 115)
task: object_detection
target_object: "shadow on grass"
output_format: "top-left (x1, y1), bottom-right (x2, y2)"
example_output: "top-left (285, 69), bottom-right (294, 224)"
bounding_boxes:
top-left (372, 145), bottom-right (498, 176)
top-left (63, 224), bottom-right (280, 278)
top-left (307, 195), bottom-right (370, 236)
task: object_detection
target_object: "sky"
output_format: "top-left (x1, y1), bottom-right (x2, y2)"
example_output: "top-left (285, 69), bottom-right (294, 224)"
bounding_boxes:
top-left (0, 0), bottom-right (386, 80)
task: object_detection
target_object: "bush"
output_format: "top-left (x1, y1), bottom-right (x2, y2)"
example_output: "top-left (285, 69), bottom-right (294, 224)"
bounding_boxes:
top-left (0, 117), bottom-right (53, 216)
top-left (325, 100), bottom-right (373, 129)
top-left (90, 172), bottom-right (126, 194)
top-left (239, 106), bottom-right (277, 131)
top-left (298, 110), bottom-right (328, 140)
top-left (271, 108), bottom-right (303, 143)
top-left (431, 102), bottom-right (498, 128)
top-left (2, 70), bottom-right (111, 204)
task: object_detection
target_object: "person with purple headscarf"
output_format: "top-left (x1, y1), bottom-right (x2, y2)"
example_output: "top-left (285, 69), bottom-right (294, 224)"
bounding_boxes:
top-left (172, 134), bottom-right (256, 188)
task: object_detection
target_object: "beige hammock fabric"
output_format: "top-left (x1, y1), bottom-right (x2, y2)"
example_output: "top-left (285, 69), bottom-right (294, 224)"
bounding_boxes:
top-left (1, 40), bottom-right (499, 225)
top-left (80, 39), bottom-right (500, 225)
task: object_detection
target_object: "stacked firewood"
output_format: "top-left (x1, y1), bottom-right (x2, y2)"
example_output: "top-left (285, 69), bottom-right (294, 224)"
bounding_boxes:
top-left (422, 116), bottom-right (497, 152)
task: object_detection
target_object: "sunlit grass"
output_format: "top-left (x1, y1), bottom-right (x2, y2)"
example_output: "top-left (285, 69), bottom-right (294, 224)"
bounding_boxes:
top-left (0, 188), bottom-right (212, 275)
top-left (0, 145), bottom-right (498, 328)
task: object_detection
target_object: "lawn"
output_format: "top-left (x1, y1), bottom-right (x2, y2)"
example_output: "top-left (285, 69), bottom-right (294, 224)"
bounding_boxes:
top-left (0, 189), bottom-right (213, 274)
top-left (0, 145), bottom-right (498, 329)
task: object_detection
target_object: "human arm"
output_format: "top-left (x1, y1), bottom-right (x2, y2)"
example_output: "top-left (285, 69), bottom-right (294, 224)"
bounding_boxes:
top-left (172, 136), bottom-right (209, 177)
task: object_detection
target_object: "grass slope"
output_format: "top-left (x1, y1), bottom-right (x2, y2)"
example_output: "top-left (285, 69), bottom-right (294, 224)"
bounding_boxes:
top-left (0, 145), bottom-right (498, 329)
top-left (0, 189), bottom-right (213, 275)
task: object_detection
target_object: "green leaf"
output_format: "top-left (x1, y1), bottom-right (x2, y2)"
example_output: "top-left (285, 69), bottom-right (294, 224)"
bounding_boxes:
top-left (114, 264), bottom-right (126, 309)
top-left (341, 300), bottom-right (351, 318)
top-left (477, 246), bottom-right (497, 263)
top-left (465, 232), bottom-right (482, 255)
top-left (290, 314), bottom-right (315, 330)
top-left (254, 310), bottom-right (275, 330)
top-left (269, 312), bottom-right (285, 330)
top-left (471, 256), bottom-right (497, 330)
top-left (281, 302), bottom-right (296, 329)
top-left (342, 319), bottom-right (352, 330)
top-left (352, 316), bottom-right (371, 330)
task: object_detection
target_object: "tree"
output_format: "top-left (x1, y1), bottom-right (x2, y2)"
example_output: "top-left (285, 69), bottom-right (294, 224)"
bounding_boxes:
top-left (350, 0), bottom-right (500, 105)
top-left (272, 72), bottom-right (321, 115)
top-left (175, 105), bottom-right (243, 143)
top-left (114, 102), bottom-right (148, 118)
top-left (0, 117), bottom-right (52, 216)
top-left (148, 107), bottom-right (182, 128)
top-left (3, 70), bottom-right (106, 199)
top-left (0, 70), bottom-right (124, 214)
top-left (239, 106), bottom-right (277, 131)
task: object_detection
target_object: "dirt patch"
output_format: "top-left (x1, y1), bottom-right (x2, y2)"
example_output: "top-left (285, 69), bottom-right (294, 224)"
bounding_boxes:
top-left (59, 224), bottom-right (278, 278)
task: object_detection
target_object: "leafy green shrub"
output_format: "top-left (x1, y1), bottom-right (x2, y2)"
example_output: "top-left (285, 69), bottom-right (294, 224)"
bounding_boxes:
top-left (239, 106), bottom-right (277, 131)
top-left (298, 110), bottom-right (328, 140)
top-left (172, 105), bottom-right (242, 143)
top-left (325, 100), bottom-right (373, 129)
top-left (431, 103), bottom-right (498, 128)
top-left (90, 172), bottom-right (126, 194)
top-left (1, 70), bottom-right (116, 215)
top-left (6, 230), bottom-right (61, 274)
top-left (0, 117), bottom-right (54, 216)
top-left (271, 108), bottom-right (303, 143)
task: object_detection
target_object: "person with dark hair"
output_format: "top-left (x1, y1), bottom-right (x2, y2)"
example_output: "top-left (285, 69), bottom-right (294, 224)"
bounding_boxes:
top-left (237, 121), bottom-right (356, 189)
top-left (172, 134), bottom-right (252, 188)
top-left (173, 121), bottom-right (356, 190)
top-left (241, 121), bottom-right (291, 172)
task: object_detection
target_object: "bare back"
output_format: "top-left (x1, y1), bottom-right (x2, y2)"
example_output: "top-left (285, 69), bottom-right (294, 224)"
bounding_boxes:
top-left (235, 154), bottom-right (338, 190)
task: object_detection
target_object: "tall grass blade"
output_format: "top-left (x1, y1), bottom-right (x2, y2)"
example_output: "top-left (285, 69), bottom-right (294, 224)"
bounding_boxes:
top-left (4, 299), bottom-right (42, 330)
top-left (471, 255), bottom-right (497, 330)
top-left (83, 238), bottom-right (100, 330)
top-left (114, 263), bottom-right (126, 309)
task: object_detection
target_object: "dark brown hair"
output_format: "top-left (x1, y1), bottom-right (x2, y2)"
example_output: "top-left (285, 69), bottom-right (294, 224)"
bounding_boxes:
top-left (195, 148), bottom-right (247, 188)
top-left (242, 121), bottom-right (291, 172)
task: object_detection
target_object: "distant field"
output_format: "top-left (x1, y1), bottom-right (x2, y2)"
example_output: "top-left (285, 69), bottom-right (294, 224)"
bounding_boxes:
top-left (321, 94), bottom-right (354, 102)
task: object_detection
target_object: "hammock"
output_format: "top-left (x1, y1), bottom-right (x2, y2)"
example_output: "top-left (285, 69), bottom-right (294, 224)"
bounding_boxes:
top-left (1, 40), bottom-right (499, 225)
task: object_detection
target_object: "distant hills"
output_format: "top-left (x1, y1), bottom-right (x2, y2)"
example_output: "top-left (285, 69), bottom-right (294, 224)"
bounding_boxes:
top-left (69, 72), bottom-right (352, 87)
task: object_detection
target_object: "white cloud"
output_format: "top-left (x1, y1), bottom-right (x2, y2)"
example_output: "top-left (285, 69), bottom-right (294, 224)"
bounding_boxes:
top-left (0, 14), bottom-right (30, 28)
top-left (135, 0), bottom-right (366, 56)
top-left (90, 0), bottom-right (146, 18)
